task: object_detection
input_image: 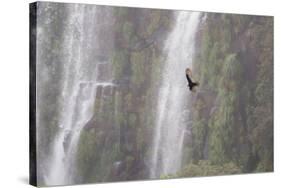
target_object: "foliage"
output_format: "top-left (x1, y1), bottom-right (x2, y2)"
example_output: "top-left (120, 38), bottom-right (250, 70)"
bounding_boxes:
top-left (190, 14), bottom-right (273, 174)
top-left (178, 160), bottom-right (242, 177)
top-left (73, 7), bottom-right (174, 183)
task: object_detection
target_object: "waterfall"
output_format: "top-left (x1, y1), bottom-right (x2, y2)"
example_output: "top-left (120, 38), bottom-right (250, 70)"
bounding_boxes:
top-left (150, 12), bottom-right (201, 178)
top-left (41, 5), bottom-right (115, 185)
top-left (36, 3), bottom-right (201, 184)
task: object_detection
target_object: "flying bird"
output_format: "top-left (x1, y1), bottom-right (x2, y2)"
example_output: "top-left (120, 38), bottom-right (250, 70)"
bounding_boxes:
top-left (185, 68), bottom-right (199, 92)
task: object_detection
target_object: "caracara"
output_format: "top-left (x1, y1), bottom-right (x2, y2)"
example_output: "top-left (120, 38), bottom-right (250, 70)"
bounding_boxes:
top-left (185, 68), bottom-right (199, 92)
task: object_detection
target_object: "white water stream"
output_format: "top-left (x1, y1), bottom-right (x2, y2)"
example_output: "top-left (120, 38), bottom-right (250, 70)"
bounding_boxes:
top-left (43, 5), bottom-right (114, 185)
top-left (150, 12), bottom-right (201, 178)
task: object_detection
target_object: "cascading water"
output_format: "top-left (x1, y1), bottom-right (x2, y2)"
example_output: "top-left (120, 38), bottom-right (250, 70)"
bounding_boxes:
top-left (42, 5), bottom-right (115, 185)
top-left (150, 12), bottom-right (201, 178)
top-left (36, 3), bottom-right (201, 185)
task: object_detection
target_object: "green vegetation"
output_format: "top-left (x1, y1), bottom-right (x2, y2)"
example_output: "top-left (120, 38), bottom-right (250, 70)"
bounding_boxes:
top-left (186, 14), bottom-right (273, 175)
top-left (74, 7), bottom-right (174, 183)
top-left (179, 160), bottom-right (241, 177)
top-left (37, 5), bottom-right (273, 183)
top-left (74, 13), bottom-right (273, 181)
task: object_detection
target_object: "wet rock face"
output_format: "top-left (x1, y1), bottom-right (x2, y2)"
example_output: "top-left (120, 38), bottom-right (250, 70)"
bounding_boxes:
top-left (84, 84), bottom-right (117, 134)
top-left (96, 63), bottom-right (113, 82)
top-left (83, 112), bottom-right (114, 131)
top-left (95, 85), bottom-right (103, 99)
top-left (95, 84), bottom-right (116, 99)
top-left (103, 85), bottom-right (115, 97)
top-left (63, 130), bottom-right (72, 153)
top-left (83, 116), bottom-right (97, 130)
